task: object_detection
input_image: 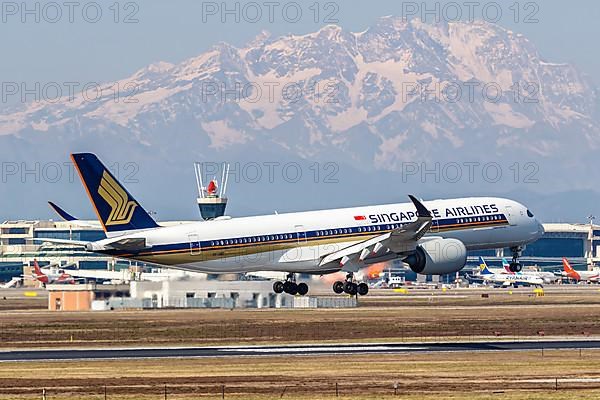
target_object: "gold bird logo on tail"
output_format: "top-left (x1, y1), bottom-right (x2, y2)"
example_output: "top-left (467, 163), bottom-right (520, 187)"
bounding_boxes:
top-left (98, 171), bottom-right (138, 225)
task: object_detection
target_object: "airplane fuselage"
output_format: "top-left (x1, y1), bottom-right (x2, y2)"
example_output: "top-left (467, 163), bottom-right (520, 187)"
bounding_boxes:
top-left (481, 273), bottom-right (544, 287)
top-left (89, 197), bottom-right (544, 275)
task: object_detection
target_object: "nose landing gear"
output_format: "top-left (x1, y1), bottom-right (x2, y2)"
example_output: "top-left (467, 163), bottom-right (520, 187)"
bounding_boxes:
top-left (333, 273), bottom-right (369, 296)
top-left (509, 246), bottom-right (524, 273)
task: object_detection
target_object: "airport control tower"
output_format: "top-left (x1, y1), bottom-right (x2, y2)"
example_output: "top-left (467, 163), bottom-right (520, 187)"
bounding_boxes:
top-left (194, 162), bottom-right (229, 220)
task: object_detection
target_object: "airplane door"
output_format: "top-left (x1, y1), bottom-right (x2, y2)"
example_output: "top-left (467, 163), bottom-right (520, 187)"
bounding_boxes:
top-left (188, 233), bottom-right (201, 255)
top-left (504, 206), bottom-right (516, 226)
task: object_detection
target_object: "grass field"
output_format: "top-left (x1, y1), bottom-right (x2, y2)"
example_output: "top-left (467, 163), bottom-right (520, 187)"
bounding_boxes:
top-left (2, 288), bottom-right (600, 399)
top-left (1, 296), bottom-right (600, 348)
top-left (1, 350), bottom-right (600, 399)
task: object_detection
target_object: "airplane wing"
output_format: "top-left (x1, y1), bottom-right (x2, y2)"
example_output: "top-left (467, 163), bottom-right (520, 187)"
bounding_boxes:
top-left (318, 195), bottom-right (433, 272)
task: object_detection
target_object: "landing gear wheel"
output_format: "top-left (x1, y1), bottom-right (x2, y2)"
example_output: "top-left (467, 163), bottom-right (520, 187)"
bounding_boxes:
top-left (283, 281), bottom-right (298, 295)
top-left (509, 246), bottom-right (524, 273)
top-left (344, 281), bottom-right (358, 295)
top-left (333, 281), bottom-right (344, 294)
top-left (509, 262), bottom-right (522, 273)
top-left (297, 282), bottom-right (309, 296)
top-left (273, 281), bottom-right (284, 294)
top-left (357, 283), bottom-right (369, 296)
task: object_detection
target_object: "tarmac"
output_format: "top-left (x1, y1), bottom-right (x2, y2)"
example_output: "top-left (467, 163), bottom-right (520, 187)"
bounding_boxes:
top-left (1, 340), bottom-right (599, 361)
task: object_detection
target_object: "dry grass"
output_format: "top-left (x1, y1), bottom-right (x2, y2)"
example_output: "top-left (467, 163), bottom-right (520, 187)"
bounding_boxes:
top-left (2, 288), bottom-right (600, 399)
top-left (1, 300), bottom-right (600, 348)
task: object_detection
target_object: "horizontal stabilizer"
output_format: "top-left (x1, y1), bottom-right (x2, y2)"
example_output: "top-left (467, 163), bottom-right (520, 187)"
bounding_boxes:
top-left (32, 237), bottom-right (89, 246)
top-left (105, 237), bottom-right (149, 251)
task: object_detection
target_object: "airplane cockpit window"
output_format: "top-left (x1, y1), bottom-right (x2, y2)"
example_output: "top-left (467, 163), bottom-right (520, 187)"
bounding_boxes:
top-left (527, 210), bottom-right (534, 218)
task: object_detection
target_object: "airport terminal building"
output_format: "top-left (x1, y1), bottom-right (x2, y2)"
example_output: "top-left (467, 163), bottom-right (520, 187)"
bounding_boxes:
top-left (1, 220), bottom-right (599, 283)
top-left (465, 223), bottom-right (597, 271)
top-left (0, 220), bottom-right (112, 282)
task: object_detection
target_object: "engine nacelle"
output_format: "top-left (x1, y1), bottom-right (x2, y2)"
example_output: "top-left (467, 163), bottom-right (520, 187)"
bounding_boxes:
top-left (404, 238), bottom-right (467, 275)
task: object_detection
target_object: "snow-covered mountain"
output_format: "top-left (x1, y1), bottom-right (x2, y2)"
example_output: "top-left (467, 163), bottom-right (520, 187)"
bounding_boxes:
top-left (1, 17), bottom-right (599, 220)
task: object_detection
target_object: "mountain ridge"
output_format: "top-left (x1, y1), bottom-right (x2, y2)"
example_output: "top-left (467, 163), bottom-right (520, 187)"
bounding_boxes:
top-left (0, 17), bottom-right (599, 220)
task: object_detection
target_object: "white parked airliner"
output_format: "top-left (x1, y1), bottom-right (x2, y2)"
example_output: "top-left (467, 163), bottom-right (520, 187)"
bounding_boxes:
top-left (37, 153), bottom-right (544, 296)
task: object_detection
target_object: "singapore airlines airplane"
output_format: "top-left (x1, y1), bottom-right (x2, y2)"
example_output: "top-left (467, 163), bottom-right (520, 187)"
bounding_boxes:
top-left (38, 153), bottom-right (544, 296)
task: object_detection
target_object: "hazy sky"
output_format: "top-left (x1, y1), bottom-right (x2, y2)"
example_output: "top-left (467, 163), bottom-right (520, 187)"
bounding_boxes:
top-left (1, 0), bottom-right (599, 91)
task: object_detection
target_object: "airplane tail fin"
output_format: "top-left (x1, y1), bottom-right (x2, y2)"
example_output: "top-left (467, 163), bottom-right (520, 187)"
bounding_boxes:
top-left (48, 201), bottom-right (77, 221)
top-left (501, 258), bottom-right (514, 274)
top-left (479, 257), bottom-right (493, 275)
top-left (31, 260), bottom-right (49, 284)
top-left (32, 259), bottom-right (43, 276)
top-left (562, 257), bottom-right (580, 280)
top-left (562, 257), bottom-right (575, 273)
top-left (70, 153), bottom-right (159, 235)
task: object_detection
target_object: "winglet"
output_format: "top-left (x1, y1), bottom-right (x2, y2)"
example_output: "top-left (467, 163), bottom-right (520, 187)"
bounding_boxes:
top-left (48, 201), bottom-right (77, 221)
top-left (408, 195), bottom-right (432, 218)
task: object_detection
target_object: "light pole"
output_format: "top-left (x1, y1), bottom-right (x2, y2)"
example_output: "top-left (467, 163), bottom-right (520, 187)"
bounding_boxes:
top-left (588, 215), bottom-right (595, 270)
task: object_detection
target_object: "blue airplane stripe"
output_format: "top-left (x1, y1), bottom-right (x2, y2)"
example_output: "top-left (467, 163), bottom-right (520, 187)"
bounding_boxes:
top-left (106, 213), bottom-right (509, 257)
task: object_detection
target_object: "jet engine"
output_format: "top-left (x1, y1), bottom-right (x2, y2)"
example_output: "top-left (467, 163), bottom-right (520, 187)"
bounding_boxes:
top-left (404, 238), bottom-right (467, 275)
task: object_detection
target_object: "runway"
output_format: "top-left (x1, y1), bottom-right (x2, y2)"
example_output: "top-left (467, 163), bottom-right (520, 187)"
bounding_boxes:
top-left (1, 340), bottom-right (599, 362)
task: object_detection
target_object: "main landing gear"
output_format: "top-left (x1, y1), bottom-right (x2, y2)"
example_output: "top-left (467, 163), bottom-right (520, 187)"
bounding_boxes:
top-left (508, 246), bottom-right (524, 273)
top-left (273, 273), bottom-right (309, 296)
top-left (332, 273), bottom-right (369, 296)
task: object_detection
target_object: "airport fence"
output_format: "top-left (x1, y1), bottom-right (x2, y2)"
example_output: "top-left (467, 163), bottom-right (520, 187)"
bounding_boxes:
top-left (14, 370), bottom-right (600, 400)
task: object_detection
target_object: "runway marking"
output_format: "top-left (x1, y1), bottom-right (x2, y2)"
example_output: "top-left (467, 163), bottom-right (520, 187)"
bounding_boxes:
top-left (219, 346), bottom-right (427, 353)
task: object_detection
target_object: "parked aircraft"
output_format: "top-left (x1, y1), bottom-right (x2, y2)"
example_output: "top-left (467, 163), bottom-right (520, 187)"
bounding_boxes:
top-left (479, 257), bottom-right (510, 275)
top-left (501, 258), bottom-right (558, 283)
top-left (478, 258), bottom-right (544, 287)
top-left (562, 257), bottom-right (600, 283)
top-left (29, 260), bottom-right (77, 286)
